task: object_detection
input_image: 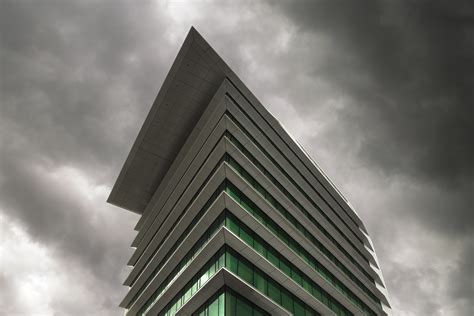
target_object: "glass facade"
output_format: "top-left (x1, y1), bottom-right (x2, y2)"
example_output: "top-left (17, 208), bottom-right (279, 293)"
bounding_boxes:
top-left (114, 32), bottom-right (390, 316)
top-left (133, 211), bottom-right (227, 313)
top-left (127, 130), bottom-right (380, 310)
top-left (224, 103), bottom-right (362, 235)
top-left (129, 155), bottom-right (380, 313)
top-left (224, 211), bottom-right (375, 316)
top-left (125, 131), bottom-right (381, 316)
top-left (225, 129), bottom-right (373, 282)
top-left (135, 207), bottom-right (376, 315)
top-left (224, 247), bottom-right (320, 316)
top-left (225, 130), bottom-right (369, 264)
top-left (146, 246), bottom-right (322, 316)
top-left (193, 287), bottom-right (269, 316)
top-left (193, 289), bottom-right (226, 316)
top-left (127, 179), bottom-right (228, 308)
top-left (224, 154), bottom-right (380, 306)
top-left (128, 154), bottom-right (227, 288)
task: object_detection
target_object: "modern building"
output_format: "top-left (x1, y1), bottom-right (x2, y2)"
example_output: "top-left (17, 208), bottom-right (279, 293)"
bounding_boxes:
top-left (108, 27), bottom-right (391, 316)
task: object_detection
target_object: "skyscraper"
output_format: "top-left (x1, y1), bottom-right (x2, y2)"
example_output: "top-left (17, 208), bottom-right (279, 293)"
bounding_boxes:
top-left (108, 27), bottom-right (391, 316)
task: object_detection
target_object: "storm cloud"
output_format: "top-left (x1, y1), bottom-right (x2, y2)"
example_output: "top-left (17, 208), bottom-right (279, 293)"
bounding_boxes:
top-left (1, 1), bottom-right (472, 315)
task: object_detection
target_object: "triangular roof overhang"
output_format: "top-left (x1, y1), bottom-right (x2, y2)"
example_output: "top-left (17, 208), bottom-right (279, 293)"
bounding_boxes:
top-left (107, 27), bottom-right (366, 236)
top-left (107, 27), bottom-right (243, 213)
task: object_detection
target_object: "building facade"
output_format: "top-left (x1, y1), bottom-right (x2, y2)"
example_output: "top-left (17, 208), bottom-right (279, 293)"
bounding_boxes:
top-left (108, 27), bottom-right (391, 316)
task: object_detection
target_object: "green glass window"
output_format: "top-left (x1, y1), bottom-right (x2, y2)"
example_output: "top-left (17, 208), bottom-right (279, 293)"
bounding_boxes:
top-left (292, 269), bottom-right (303, 286)
top-left (194, 288), bottom-right (247, 316)
top-left (266, 251), bottom-right (279, 268)
top-left (133, 127), bottom-right (382, 316)
top-left (222, 128), bottom-right (379, 293)
top-left (226, 294), bottom-right (236, 316)
top-left (154, 246), bottom-right (321, 316)
top-left (132, 211), bottom-right (228, 313)
top-left (224, 108), bottom-right (362, 241)
top-left (253, 310), bottom-right (267, 316)
top-left (226, 186), bottom-right (240, 202)
top-left (150, 249), bottom-right (225, 316)
top-left (239, 227), bottom-right (253, 246)
top-left (129, 157), bottom-right (228, 289)
top-left (235, 299), bottom-right (253, 315)
top-left (294, 300), bottom-right (305, 315)
top-left (226, 216), bottom-right (240, 235)
top-left (303, 278), bottom-right (311, 292)
top-left (240, 198), bottom-right (253, 214)
top-left (237, 259), bottom-right (253, 284)
top-left (226, 253), bottom-right (238, 273)
top-left (281, 290), bottom-right (293, 312)
top-left (218, 289), bottom-right (225, 316)
top-left (208, 298), bottom-right (219, 315)
top-left (267, 280), bottom-right (281, 305)
top-left (223, 182), bottom-right (379, 315)
top-left (127, 181), bottom-right (229, 309)
top-left (136, 179), bottom-right (377, 316)
top-left (254, 272), bottom-right (267, 293)
top-left (279, 260), bottom-right (291, 277)
top-left (253, 238), bottom-right (266, 257)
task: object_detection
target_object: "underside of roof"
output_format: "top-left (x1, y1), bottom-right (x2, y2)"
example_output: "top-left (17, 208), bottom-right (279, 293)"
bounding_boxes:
top-left (107, 27), bottom-right (366, 236)
top-left (107, 27), bottom-right (233, 213)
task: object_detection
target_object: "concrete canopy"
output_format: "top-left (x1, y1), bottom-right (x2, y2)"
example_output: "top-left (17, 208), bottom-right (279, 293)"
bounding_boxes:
top-left (107, 27), bottom-right (365, 239)
top-left (108, 27), bottom-right (235, 213)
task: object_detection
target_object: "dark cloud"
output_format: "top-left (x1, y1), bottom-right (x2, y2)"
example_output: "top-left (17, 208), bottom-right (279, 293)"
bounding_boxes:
top-left (0, 0), bottom-right (165, 313)
top-left (1, 0), bottom-right (472, 315)
top-left (1, 0), bottom-right (173, 182)
top-left (263, 1), bottom-right (473, 315)
top-left (270, 0), bottom-right (474, 187)
top-left (265, 0), bottom-right (474, 233)
top-left (448, 243), bottom-right (474, 303)
top-left (0, 151), bottom-right (127, 281)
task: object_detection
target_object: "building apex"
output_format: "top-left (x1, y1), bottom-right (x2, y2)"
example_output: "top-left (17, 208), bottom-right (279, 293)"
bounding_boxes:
top-left (108, 27), bottom-right (231, 213)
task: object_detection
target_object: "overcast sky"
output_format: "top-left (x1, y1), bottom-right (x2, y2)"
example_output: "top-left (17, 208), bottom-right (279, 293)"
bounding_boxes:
top-left (1, 1), bottom-right (473, 315)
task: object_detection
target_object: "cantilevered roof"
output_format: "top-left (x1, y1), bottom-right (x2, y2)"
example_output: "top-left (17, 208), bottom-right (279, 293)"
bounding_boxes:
top-left (108, 27), bottom-right (366, 234)
top-left (108, 27), bottom-right (237, 213)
